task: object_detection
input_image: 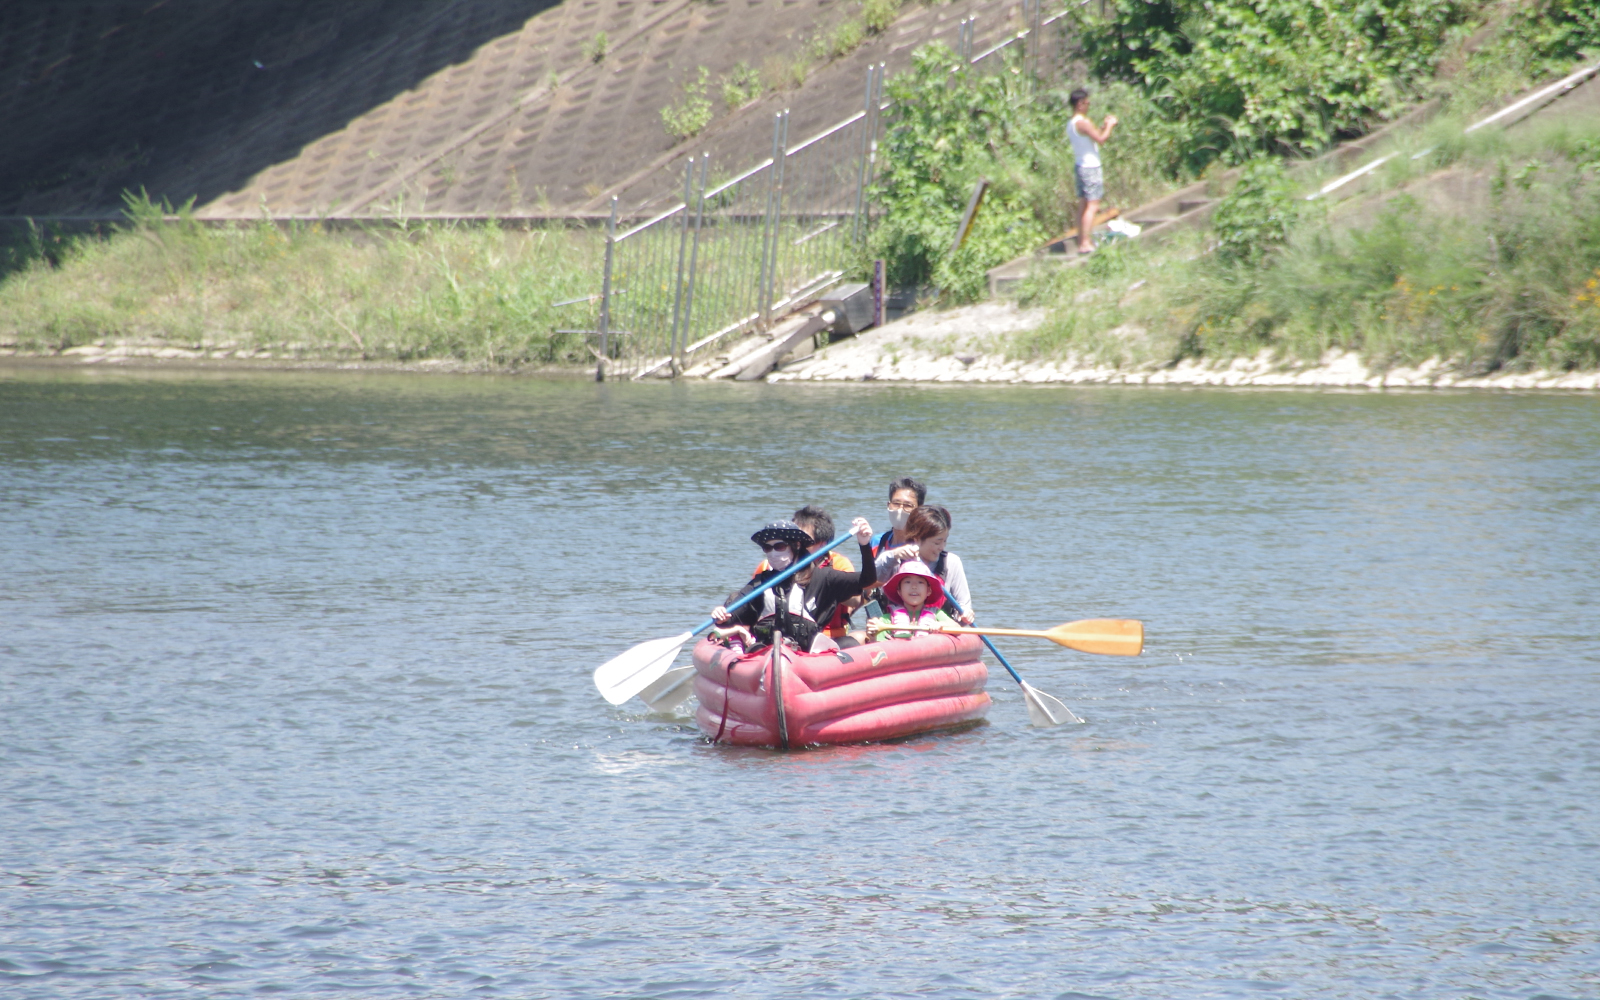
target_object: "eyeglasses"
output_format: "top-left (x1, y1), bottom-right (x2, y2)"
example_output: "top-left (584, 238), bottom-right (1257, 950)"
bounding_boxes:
top-left (886, 501), bottom-right (917, 510)
top-left (759, 542), bottom-right (791, 553)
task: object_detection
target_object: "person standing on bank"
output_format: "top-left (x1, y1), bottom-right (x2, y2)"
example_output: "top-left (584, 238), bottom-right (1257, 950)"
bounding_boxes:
top-left (1068, 88), bottom-right (1117, 255)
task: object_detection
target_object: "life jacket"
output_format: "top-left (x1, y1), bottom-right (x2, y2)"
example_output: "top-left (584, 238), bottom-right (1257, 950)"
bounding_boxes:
top-left (754, 552), bottom-right (856, 636)
top-left (753, 581), bottom-right (821, 651)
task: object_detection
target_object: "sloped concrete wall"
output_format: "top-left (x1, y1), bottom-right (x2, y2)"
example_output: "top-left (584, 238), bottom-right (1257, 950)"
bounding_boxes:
top-left (0, 0), bottom-right (560, 218)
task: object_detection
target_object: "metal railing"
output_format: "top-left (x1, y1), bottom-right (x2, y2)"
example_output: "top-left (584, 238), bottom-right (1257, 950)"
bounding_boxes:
top-left (590, 0), bottom-right (1077, 380)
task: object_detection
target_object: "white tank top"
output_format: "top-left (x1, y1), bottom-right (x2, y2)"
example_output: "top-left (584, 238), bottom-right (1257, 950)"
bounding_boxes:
top-left (1069, 116), bottom-right (1101, 169)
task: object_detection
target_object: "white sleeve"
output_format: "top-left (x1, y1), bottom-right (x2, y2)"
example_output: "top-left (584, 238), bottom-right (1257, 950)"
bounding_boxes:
top-left (942, 552), bottom-right (973, 618)
top-left (874, 549), bottom-right (901, 582)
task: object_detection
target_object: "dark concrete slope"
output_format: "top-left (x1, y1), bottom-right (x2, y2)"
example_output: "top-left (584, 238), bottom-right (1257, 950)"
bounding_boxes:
top-left (0, 0), bottom-right (559, 218)
top-left (4, 0), bottom-right (1065, 222)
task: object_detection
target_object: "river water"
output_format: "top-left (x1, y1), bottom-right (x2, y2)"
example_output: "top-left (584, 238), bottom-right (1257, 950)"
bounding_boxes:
top-left (2, 365), bottom-right (1596, 999)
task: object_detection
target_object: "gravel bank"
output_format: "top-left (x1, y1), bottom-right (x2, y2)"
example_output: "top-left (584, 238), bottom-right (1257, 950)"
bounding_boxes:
top-left (769, 302), bottom-right (1600, 390)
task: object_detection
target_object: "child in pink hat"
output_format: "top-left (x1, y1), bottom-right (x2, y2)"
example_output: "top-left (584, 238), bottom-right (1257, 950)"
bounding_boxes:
top-left (867, 560), bottom-right (958, 640)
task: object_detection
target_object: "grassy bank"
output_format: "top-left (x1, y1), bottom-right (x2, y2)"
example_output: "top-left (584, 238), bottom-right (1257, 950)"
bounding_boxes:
top-left (0, 197), bottom-right (601, 367)
top-left (872, 0), bottom-right (1600, 309)
top-left (1006, 118), bottom-right (1600, 374)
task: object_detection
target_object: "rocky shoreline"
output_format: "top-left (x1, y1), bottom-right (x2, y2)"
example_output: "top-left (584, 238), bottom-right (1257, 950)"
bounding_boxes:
top-left (7, 302), bottom-right (1600, 390)
top-left (767, 302), bottom-right (1600, 391)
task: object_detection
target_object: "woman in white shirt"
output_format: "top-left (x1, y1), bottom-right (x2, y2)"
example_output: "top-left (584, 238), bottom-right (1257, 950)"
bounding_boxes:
top-left (874, 504), bottom-right (976, 626)
top-left (1068, 87), bottom-right (1118, 254)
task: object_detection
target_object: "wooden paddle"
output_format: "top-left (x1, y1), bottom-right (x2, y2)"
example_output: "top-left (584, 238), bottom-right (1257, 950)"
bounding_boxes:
top-left (903, 618), bottom-right (1144, 657)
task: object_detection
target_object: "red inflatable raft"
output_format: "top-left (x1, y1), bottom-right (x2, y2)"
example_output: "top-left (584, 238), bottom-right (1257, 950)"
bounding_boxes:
top-left (691, 632), bottom-right (991, 747)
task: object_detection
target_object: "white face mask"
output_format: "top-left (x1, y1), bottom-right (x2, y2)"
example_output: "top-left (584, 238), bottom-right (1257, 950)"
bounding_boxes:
top-left (766, 547), bottom-right (794, 571)
top-left (887, 506), bottom-right (910, 530)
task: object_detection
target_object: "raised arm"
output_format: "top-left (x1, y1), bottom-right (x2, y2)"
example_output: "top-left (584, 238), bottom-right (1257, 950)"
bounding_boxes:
top-left (1074, 114), bottom-right (1117, 144)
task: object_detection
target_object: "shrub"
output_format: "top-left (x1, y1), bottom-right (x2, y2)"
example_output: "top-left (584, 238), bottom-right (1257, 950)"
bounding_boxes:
top-left (1210, 159), bottom-right (1307, 264)
top-left (721, 62), bottom-right (762, 110)
top-left (863, 0), bottom-right (901, 35)
top-left (661, 67), bottom-right (713, 139)
top-left (871, 45), bottom-right (1065, 301)
top-left (1075, 0), bottom-right (1474, 174)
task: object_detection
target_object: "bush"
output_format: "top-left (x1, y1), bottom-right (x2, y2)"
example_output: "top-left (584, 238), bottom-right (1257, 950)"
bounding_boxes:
top-left (1210, 159), bottom-right (1307, 264)
top-left (1075, 0), bottom-right (1474, 173)
top-left (863, 0), bottom-right (901, 35)
top-left (661, 67), bottom-right (713, 139)
top-left (871, 45), bottom-right (1065, 301)
top-left (720, 62), bottom-right (762, 110)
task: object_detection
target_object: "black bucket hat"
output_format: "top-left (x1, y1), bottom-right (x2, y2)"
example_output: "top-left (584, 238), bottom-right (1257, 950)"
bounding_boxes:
top-left (750, 520), bottom-right (812, 548)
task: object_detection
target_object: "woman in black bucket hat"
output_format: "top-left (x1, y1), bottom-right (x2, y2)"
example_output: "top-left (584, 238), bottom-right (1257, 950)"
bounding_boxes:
top-left (711, 516), bottom-right (876, 652)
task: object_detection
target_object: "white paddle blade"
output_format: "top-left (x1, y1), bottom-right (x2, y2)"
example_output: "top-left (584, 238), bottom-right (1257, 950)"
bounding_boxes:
top-left (638, 666), bottom-right (697, 712)
top-left (593, 632), bottom-right (694, 705)
top-left (1022, 681), bottom-right (1083, 727)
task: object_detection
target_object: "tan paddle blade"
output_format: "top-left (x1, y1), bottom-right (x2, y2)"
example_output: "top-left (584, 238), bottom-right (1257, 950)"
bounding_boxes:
top-left (1044, 619), bottom-right (1143, 656)
top-left (1022, 681), bottom-right (1082, 726)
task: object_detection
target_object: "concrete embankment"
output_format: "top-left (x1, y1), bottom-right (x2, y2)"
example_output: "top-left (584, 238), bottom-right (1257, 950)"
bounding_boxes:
top-left (767, 302), bottom-right (1600, 390)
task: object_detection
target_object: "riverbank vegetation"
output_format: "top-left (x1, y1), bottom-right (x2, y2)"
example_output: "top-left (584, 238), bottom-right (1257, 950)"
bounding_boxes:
top-left (872, 0), bottom-right (1600, 317)
top-left (0, 196), bottom-right (600, 366)
top-left (1007, 118), bottom-right (1600, 374)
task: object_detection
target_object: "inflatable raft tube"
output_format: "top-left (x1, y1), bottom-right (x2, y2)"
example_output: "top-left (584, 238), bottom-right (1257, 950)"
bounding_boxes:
top-left (692, 632), bottom-right (990, 747)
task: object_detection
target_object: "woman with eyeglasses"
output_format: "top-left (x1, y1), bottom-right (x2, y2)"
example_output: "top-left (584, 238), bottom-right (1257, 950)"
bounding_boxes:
top-left (711, 516), bottom-right (877, 652)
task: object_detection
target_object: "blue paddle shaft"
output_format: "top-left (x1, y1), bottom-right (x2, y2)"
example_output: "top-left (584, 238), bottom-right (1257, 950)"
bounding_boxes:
top-left (945, 596), bottom-right (1024, 686)
top-left (691, 532), bottom-right (856, 636)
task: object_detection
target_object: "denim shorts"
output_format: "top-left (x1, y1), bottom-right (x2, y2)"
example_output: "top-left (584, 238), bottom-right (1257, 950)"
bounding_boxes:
top-left (1075, 164), bottom-right (1104, 201)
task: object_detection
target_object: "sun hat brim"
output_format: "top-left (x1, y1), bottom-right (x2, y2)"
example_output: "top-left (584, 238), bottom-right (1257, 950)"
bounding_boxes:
top-left (883, 560), bottom-right (946, 607)
top-left (750, 520), bottom-right (812, 547)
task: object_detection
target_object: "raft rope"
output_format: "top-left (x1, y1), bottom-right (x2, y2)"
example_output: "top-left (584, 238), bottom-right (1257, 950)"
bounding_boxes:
top-left (713, 647), bottom-right (735, 743)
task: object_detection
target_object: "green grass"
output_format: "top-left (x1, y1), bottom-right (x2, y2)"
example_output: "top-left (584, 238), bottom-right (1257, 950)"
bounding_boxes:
top-left (1011, 118), bottom-right (1600, 374)
top-left (0, 196), bottom-right (602, 366)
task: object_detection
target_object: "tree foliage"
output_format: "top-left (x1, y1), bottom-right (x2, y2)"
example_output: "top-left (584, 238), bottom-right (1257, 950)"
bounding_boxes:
top-left (1077, 0), bottom-right (1472, 172)
top-left (870, 45), bottom-right (1065, 301)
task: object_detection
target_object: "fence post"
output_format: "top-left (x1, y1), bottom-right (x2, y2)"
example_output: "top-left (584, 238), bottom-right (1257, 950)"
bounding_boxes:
top-left (597, 196), bottom-right (617, 382)
top-left (1030, 0), bottom-right (1043, 81)
top-left (757, 113), bottom-right (782, 332)
top-left (668, 156), bottom-right (695, 372)
top-left (678, 154), bottom-right (709, 374)
top-left (851, 65), bottom-right (877, 245)
top-left (864, 64), bottom-right (884, 225)
top-left (759, 110), bottom-right (790, 330)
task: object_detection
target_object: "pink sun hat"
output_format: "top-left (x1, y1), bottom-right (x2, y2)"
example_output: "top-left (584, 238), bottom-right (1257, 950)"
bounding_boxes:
top-left (883, 560), bottom-right (946, 608)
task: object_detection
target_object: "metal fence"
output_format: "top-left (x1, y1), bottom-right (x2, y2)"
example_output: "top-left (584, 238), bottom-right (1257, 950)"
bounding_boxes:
top-left (590, 0), bottom-right (1077, 380)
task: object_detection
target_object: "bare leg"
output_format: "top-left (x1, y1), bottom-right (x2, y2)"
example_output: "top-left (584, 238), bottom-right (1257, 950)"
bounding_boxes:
top-left (1077, 197), bottom-right (1100, 254)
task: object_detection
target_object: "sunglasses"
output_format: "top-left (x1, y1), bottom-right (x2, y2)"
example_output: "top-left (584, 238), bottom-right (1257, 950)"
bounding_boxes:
top-left (759, 541), bottom-right (791, 553)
